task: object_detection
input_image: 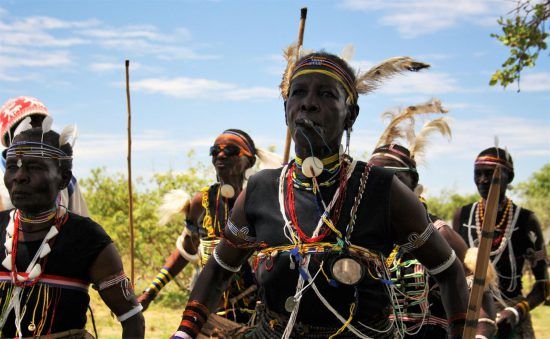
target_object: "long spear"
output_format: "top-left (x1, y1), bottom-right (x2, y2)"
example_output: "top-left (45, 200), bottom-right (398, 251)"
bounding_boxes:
top-left (283, 7), bottom-right (307, 164)
top-left (463, 166), bottom-right (502, 338)
top-left (125, 60), bottom-right (135, 285)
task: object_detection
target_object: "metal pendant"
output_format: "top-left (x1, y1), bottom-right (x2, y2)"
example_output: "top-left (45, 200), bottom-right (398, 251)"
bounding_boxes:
top-left (28, 322), bottom-right (36, 331)
top-left (285, 296), bottom-right (297, 312)
top-left (331, 256), bottom-right (364, 285)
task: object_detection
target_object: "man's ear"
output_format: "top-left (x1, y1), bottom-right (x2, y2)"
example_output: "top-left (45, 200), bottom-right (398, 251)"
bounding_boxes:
top-left (345, 104), bottom-right (360, 129)
top-left (59, 170), bottom-right (72, 190)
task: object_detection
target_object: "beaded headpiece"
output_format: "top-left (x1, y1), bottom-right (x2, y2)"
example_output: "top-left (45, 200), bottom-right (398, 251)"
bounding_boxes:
top-left (0, 96), bottom-right (50, 147)
top-left (280, 44), bottom-right (430, 104)
top-left (475, 146), bottom-right (514, 175)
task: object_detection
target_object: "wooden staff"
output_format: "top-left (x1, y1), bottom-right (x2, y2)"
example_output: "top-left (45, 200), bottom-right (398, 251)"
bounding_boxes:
top-left (283, 7), bottom-right (307, 164)
top-left (125, 60), bottom-right (135, 285)
top-left (463, 166), bottom-right (502, 338)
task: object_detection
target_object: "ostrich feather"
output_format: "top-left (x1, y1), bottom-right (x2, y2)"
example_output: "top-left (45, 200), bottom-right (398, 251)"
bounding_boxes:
top-left (280, 43), bottom-right (299, 100)
top-left (12, 117), bottom-right (32, 140)
top-left (410, 117), bottom-right (452, 163)
top-left (375, 109), bottom-right (414, 148)
top-left (256, 148), bottom-right (284, 169)
top-left (41, 116), bottom-right (53, 134)
top-left (59, 124), bottom-right (78, 147)
top-left (340, 44), bottom-right (355, 62)
top-left (356, 57), bottom-right (430, 94)
top-left (158, 189), bottom-right (191, 226)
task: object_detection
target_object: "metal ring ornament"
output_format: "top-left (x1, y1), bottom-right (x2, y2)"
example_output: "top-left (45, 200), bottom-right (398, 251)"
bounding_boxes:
top-left (328, 254), bottom-right (365, 286)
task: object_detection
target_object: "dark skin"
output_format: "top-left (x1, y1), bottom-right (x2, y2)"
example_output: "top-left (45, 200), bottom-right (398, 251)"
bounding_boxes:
top-left (138, 135), bottom-right (254, 310)
top-left (4, 134), bottom-right (144, 338)
top-left (371, 156), bottom-right (496, 336)
top-left (452, 164), bottom-right (549, 336)
top-left (178, 73), bottom-right (469, 335)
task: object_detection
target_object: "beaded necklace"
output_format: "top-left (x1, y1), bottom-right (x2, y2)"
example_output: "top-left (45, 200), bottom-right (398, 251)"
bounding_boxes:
top-left (475, 198), bottom-right (514, 257)
top-left (284, 161), bottom-right (349, 243)
top-left (201, 185), bottom-right (228, 238)
top-left (18, 207), bottom-right (57, 225)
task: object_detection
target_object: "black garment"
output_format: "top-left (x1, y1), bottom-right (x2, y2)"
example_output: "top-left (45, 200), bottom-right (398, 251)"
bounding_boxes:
top-left (245, 161), bottom-right (395, 328)
top-left (456, 202), bottom-right (537, 299)
top-left (0, 210), bottom-right (112, 337)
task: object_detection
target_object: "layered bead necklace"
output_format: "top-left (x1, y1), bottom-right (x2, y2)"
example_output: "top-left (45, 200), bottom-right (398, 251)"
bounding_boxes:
top-left (475, 198), bottom-right (514, 257)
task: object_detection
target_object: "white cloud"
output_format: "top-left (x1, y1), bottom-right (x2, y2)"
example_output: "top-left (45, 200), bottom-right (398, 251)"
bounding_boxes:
top-left (340, 0), bottom-right (513, 38)
top-left (90, 62), bottom-right (142, 72)
top-left (380, 72), bottom-right (459, 94)
top-left (131, 77), bottom-right (278, 101)
top-left (518, 72), bottom-right (550, 92)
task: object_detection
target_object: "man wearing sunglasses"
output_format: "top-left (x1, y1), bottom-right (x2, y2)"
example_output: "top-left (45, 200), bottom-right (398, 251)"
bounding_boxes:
top-left (139, 129), bottom-right (259, 334)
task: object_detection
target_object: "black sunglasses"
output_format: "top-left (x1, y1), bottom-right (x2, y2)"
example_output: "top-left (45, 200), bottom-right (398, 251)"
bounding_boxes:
top-left (209, 144), bottom-right (243, 157)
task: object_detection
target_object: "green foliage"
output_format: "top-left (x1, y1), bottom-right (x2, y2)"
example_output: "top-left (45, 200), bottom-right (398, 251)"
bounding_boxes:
top-left (490, 0), bottom-right (549, 90)
top-left (425, 189), bottom-right (479, 222)
top-left (512, 163), bottom-right (550, 230)
top-left (79, 162), bottom-right (212, 304)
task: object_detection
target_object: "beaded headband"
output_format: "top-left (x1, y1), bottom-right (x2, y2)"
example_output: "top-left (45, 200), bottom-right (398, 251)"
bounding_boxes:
top-left (371, 146), bottom-right (413, 168)
top-left (290, 56), bottom-right (358, 102)
top-left (475, 155), bottom-right (513, 172)
top-left (217, 131), bottom-right (255, 157)
top-left (5, 141), bottom-right (72, 161)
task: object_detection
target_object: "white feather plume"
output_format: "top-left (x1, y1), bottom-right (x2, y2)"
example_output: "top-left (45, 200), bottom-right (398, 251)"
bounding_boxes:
top-left (59, 124), bottom-right (78, 147)
top-left (12, 117), bottom-right (32, 141)
top-left (340, 45), bottom-right (355, 62)
top-left (256, 148), bottom-right (284, 169)
top-left (41, 116), bottom-right (53, 133)
top-left (158, 189), bottom-right (191, 226)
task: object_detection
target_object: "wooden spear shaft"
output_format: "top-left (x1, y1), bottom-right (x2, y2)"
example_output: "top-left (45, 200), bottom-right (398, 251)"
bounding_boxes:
top-left (463, 166), bottom-right (502, 338)
top-left (283, 7), bottom-right (307, 164)
top-left (125, 60), bottom-right (135, 285)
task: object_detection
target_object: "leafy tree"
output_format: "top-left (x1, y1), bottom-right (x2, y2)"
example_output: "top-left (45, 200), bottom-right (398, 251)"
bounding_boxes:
top-left (80, 162), bottom-right (212, 305)
top-left (425, 189), bottom-right (479, 223)
top-left (490, 0), bottom-right (549, 90)
top-left (512, 163), bottom-right (550, 231)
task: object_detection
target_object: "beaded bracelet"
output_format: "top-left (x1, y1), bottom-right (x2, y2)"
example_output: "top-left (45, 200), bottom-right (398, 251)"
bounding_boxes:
top-left (515, 300), bottom-right (530, 318)
top-left (177, 300), bottom-right (209, 338)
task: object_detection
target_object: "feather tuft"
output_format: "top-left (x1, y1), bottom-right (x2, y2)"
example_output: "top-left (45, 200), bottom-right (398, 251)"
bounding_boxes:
top-left (340, 44), bottom-right (355, 62)
top-left (12, 117), bottom-right (33, 141)
top-left (256, 148), bottom-right (284, 169)
top-left (41, 116), bottom-right (53, 134)
top-left (59, 124), bottom-right (78, 147)
top-left (410, 117), bottom-right (451, 163)
top-left (356, 57), bottom-right (430, 94)
top-left (280, 43), bottom-right (299, 100)
top-left (158, 189), bottom-right (191, 226)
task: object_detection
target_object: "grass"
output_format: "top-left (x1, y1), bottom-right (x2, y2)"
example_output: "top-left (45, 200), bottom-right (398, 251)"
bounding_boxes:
top-left (86, 292), bottom-right (550, 338)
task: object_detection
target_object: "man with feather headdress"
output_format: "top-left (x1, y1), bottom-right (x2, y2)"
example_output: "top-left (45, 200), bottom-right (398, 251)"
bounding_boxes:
top-left (453, 147), bottom-right (548, 338)
top-left (0, 97), bottom-right (89, 217)
top-left (369, 99), bottom-right (497, 338)
top-left (172, 48), bottom-right (470, 339)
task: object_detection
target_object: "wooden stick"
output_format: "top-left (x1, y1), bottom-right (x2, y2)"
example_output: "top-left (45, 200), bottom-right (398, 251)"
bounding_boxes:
top-left (463, 166), bottom-right (502, 338)
top-left (282, 7), bottom-right (307, 164)
top-left (125, 60), bottom-right (135, 285)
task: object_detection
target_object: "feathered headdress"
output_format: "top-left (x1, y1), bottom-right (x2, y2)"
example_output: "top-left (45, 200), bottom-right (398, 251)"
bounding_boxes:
top-left (280, 44), bottom-right (430, 101)
top-left (373, 98), bottom-right (451, 165)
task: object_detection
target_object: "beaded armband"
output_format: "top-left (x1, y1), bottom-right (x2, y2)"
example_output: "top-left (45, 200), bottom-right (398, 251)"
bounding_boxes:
top-left (515, 300), bottom-right (531, 318)
top-left (213, 247), bottom-right (242, 273)
top-left (93, 272), bottom-right (133, 300)
top-left (145, 267), bottom-right (173, 296)
top-left (401, 222), bottom-right (436, 253)
top-left (176, 228), bottom-right (201, 264)
top-left (448, 312), bottom-right (466, 339)
top-left (426, 249), bottom-right (456, 275)
top-left (226, 218), bottom-right (256, 244)
top-left (177, 300), bottom-right (209, 338)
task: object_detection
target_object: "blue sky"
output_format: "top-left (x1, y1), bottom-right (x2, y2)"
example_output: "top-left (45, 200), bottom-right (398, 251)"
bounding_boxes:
top-left (1, 0), bottom-right (548, 196)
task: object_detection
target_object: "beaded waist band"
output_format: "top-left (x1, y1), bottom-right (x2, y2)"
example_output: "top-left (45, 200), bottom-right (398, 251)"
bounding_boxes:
top-left (0, 272), bottom-right (89, 293)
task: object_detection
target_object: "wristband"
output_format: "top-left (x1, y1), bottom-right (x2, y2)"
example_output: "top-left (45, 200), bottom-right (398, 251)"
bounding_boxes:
top-left (504, 306), bottom-right (520, 325)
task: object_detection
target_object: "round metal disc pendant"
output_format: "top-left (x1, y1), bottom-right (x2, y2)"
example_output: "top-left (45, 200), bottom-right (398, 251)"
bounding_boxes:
top-left (302, 157), bottom-right (323, 178)
top-left (331, 257), bottom-right (364, 285)
top-left (285, 296), bottom-right (297, 312)
top-left (220, 184), bottom-right (235, 198)
top-left (28, 322), bottom-right (36, 331)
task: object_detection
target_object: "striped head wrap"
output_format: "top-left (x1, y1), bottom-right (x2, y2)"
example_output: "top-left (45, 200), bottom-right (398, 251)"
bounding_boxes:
top-left (217, 129), bottom-right (256, 158)
top-left (475, 147), bottom-right (514, 181)
top-left (290, 56), bottom-right (358, 103)
top-left (371, 143), bottom-right (416, 169)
